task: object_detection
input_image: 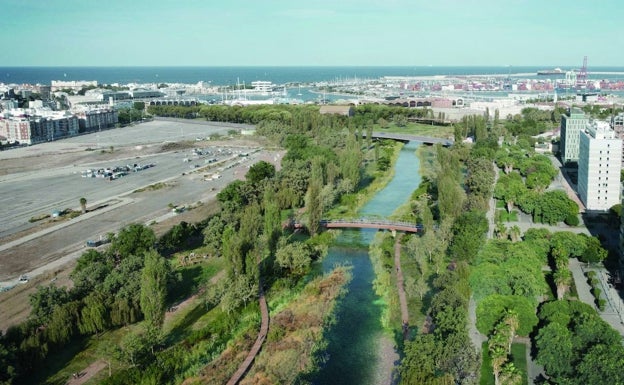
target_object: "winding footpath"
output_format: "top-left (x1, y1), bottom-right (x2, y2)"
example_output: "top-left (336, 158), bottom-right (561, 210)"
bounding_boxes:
top-left (394, 237), bottom-right (410, 339)
top-left (226, 285), bottom-right (269, 385)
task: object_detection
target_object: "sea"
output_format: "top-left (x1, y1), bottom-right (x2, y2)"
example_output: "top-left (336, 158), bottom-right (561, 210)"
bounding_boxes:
top-left (3, 66), bottom-right (624, 86)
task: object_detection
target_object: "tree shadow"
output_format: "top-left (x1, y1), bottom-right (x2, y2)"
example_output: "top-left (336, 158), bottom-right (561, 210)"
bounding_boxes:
top-left (22, 335), bottom-right (90, 385)
top-left (168, 265), bottom-right (205, 304)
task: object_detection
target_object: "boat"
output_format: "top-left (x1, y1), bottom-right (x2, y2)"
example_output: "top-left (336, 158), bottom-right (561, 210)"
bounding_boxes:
top-left (537, 68), bottom-right (564, 75)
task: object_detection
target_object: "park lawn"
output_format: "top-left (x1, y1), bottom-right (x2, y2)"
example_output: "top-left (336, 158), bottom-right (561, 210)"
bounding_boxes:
top-left (496, 209), bottom-right (518, 222)
top-left (496, 200), bottom-right (506, 209)
top-left (40, 326), bottom-right (137, 385)
top-left (373, 121), bottom-right (454, 139)
top-left (480, 342), bottom-right (528, 385)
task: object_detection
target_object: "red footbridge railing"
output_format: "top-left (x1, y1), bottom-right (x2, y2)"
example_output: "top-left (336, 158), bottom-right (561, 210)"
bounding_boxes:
top-left (320, 219), bottom-right (423, 233)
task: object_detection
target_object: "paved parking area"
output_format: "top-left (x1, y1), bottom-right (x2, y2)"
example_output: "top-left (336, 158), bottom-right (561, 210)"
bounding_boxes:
top-left (0, 119), bottom-right (279, 284)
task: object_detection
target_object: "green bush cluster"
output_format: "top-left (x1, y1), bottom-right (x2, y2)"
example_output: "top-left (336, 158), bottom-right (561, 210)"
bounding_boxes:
top-left (586, 271), bottom-right (606, 311)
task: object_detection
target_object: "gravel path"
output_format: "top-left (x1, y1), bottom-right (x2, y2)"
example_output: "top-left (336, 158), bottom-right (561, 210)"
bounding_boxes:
top-left (394, 236), bottom-right (410, 339)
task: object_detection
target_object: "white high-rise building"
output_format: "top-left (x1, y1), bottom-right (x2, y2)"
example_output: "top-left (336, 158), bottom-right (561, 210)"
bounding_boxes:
top-left (578, 120), bottom-right (622, 211)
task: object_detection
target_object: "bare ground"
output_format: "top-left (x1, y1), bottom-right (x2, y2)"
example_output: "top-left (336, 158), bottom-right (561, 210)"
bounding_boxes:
top-left (0, 138), bottom-right (248, 332)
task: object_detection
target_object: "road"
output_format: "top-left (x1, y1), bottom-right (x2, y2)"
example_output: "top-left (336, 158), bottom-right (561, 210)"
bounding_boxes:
top-left (0, 119), bottom-right (281, 285)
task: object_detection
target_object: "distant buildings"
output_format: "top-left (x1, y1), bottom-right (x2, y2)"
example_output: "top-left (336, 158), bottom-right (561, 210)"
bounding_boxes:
top-left (51, 80), bottom-right (97, 91)
top-left (560, 107), bottom-right (589, 164)
top-left (577, 120), bottom-right (622, 211)
top-left (0, 109), bottom-right (79, 144)
top-left (0, 107), bottom-right (117, 144)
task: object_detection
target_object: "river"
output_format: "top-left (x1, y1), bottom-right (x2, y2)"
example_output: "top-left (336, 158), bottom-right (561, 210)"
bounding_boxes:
top-left (310, 141), bottom-right (422, 385)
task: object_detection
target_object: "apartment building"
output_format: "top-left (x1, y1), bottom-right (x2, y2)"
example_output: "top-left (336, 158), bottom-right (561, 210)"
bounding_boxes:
top-left (578, 120), bottom-right (622, 211)
top-left (0, 109), bottom-right (79, 144)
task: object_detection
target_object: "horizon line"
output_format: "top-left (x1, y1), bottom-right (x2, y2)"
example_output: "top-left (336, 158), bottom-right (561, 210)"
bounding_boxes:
top-left (2, 64), bottom-right (622, 68)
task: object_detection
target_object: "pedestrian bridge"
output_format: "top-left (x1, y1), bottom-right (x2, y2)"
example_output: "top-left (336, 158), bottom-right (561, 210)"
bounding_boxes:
top-left (321, 219), bottom-right (423, 233)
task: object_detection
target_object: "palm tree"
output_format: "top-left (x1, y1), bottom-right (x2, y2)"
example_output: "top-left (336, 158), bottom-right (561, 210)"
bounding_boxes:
top-left (503, 309), bottom-right (519, 352)
top-left (553, 268), bottom-right (572, 300)
top-left (499, 362), bottom-right (523, 385)
top-left (509, 225), bottom-right (521, 242)
top-left (490, 345), bottom-right (508, 385)
top-left (79, 197), bottom-right (87, 214)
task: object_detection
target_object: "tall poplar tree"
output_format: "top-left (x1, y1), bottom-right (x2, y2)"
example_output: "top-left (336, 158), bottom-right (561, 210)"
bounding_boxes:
top-left (139, 250), bottom-right (169, 328)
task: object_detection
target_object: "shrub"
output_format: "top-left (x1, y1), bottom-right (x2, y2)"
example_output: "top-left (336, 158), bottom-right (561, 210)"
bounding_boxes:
top-left (591, 287), bottom-right (601, 298)
top-left (586, 271), bottom-right (597, 279)
top-left (597, 298), bottom-right (607, 311)
top-left (564, 213), bottom-right (579, 226)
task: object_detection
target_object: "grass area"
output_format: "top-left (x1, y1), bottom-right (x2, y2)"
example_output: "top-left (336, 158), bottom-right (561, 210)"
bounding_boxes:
top-left (373, 121), bottom-right (454, 139)
top-left (496, 209), bottom-right (518, 222)
top-left (237, 267), bottom-right (352, 385)
top-left (38, 326), bottom-right (139, 385)
top-left (480, 342), bottom-right (528, 385)
top-left (511, 343), bottom-right (528, 384)
top-left (495, 200), bottom-right (506, 209)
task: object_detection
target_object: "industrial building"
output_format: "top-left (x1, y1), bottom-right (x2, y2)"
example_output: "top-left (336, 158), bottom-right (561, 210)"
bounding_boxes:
top-left (577, 120), bottom-right (622, 211)
top-left (560, 107), bottom-right (589, 163)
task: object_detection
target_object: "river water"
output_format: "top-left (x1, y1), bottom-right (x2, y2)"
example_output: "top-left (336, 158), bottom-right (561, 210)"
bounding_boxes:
top-left (310, 141), bottom-right (422, 385)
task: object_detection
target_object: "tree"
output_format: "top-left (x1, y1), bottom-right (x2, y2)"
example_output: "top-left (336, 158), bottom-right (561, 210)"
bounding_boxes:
top-left (306, 167), bottom-right (324, 236)
top-left (78, 292), bottom-right (109, 335)
top-left (437, 174), bottom-right (466, 220)
top-left (465, 157), bottom-right (495, 200)
top-left (535, 322), bottom-right (574, 379)
top-left (553, 268), bottom-right (572, 300)
top-left (499, 362), bottom-right (523, 385)
top-left (246, 161), bottom-right (276, 185)
top-left (275, 241), bottom-right (314, 277)
top-left (494, 172), bottom-right (525, 213)
top-left (29, 285), bottom-right (70, 324)
top-left (580, 236), bottom-right (607, 265)
top-left (79, 197), bottom-right (87, 214)
top-left (139, 250), bottom-right (169, 328)
top-left (476, 295), bottom-right (538, 337)
top-left (108, 223), bottom-right (156, 262)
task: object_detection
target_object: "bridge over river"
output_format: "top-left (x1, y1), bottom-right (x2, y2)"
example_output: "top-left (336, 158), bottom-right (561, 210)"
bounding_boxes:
top-left (321, 219), bottom-right (423, 233)
top-left (291, 219), bottom-right (423, 233)
top-left (366, 131), bottom-right (454, 146)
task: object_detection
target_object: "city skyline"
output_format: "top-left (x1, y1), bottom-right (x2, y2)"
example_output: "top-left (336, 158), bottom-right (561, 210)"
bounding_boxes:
top-left (3, 0), bottom-right (623, 67)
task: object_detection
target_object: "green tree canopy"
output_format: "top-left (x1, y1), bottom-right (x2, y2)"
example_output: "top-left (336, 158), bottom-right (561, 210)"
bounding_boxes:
top-left (140, 250), bottom-right (170, 328)
top-left (476, 294), bottom-right (538, 337)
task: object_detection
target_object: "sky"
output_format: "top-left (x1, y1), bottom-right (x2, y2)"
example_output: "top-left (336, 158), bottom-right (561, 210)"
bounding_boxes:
top-left (2, 0), bottom-right (623, 67)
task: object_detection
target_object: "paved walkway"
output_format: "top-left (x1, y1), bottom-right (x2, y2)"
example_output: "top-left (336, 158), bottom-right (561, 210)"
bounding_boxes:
top-left (569, 258), bottom-right (624, 336)
top-left (394, 237), bottom-right (410, 339)
top-left (467, 296), bottom-right (487, 352)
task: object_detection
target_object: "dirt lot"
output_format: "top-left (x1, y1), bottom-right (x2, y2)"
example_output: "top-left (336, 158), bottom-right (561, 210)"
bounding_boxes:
top-left (0, 133), bottom-right (263, 332)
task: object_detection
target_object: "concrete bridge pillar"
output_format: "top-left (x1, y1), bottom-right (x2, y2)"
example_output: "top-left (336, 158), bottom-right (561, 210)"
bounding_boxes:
top-left (391, 229), bottom-right (396, 238)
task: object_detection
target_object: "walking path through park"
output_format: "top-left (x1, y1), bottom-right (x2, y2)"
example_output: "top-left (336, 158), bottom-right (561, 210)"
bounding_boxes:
top-left (226, 284), bottom-right (269, 385)
top-left (65, 360), bottom-right (107, 385)
top-left (394, 237), bottom-right (410, 339)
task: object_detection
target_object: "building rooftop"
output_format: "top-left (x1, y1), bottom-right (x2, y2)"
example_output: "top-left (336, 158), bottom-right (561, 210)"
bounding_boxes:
top-left (585, 119), bottom-right (617, 139)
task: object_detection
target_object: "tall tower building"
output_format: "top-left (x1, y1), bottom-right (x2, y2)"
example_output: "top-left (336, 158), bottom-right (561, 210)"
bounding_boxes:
top-left (560, 107), bottom-right (589, 164)
top-left (578, 120), bottom-right (622, 211)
